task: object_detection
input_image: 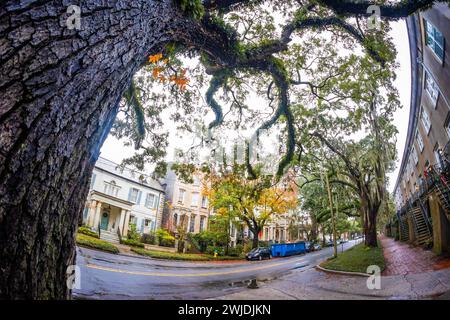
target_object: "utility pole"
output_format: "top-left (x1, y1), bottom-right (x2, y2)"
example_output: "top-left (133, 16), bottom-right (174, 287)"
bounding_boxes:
top-left (324, 170), bottom-right (338, 258)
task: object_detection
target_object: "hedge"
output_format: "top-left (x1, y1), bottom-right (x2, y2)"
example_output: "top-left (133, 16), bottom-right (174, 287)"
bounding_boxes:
top-left (131, 247), bottom-right (243, 261)
top-left (77, 226), bottom-right (99, 238)
top-left (76, 234), bottom-right (119, 254)
top-left (120, 238), bottom-right (145, 248)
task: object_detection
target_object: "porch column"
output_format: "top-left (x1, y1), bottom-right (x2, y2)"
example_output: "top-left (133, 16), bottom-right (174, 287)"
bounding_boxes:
top-left (430, 194), bottom-right (450, 255)
top-left (118, 209), bottom-right (126, 238)
top-left (122, 211), bottom-right (131, 237)
top-left (186, 214), bottom-right (191, 232)
top-left (87, 200), bottom-right (97, 227)
top-left (92, 201), bottom-right (102, 229)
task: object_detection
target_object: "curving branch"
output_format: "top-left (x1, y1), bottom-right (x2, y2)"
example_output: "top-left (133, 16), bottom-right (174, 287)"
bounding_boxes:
top-left (205, 71), bottom-right (229, 129)
top-left (317, 0), bottom-right (444, 18)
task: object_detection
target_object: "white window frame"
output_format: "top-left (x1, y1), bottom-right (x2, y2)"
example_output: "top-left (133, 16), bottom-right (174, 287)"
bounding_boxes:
top-left (178, 189), bottom-right (185, 203)
top-left (425, 19), bottom-right (445, 62)
top-left (412, 145), bottom-right (419, 165)
top-left (416, 130), bottom-right (424, 152)
top-left (191, 192), bottom-right (199, 206)
top-left (199, 216), bottom-right (205, 232)
top-left (201, 196), bottom-right (208, 208)
top-left (104, 180), bottom-right (120, 197)
top-left (193, 176), bottom-right (200, 186)
top-left (434, 145), bottom-right (442, 169)
top-left (189, 215), bottom-right (195, 233)
top-left (145, 193), bottom-right (156, 209)
top-left (129, 188), bottom-right (139, 203)
top-left (425, 71), bottom-right (439, 107)
top-left (421, 108), bottom-right (431, 134)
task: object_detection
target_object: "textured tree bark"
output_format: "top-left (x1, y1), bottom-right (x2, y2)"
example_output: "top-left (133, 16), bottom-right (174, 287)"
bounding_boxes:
top-left (364, 208), bottom-right (378, 247)
top-left (0, 0), bottom-right (190, 299)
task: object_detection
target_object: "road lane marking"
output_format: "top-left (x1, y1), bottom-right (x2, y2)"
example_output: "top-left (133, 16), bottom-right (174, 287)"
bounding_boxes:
top-left (85, 257), bottom-right (305, 277)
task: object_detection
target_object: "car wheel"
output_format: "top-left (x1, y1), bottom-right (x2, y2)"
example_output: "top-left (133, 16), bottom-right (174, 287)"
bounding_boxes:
top-left (269, 254), bottom-right (272, 259)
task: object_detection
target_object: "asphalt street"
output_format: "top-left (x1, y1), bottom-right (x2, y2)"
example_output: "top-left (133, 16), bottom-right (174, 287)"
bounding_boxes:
top-left (73, 240), bottom-right (359, 299)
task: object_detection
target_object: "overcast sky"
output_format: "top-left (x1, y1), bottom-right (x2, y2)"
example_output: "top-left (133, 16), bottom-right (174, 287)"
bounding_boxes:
top-left (100, 20), bottom-right (411, 193)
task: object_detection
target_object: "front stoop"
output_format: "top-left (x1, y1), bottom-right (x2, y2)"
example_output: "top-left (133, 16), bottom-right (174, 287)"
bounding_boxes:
top-left (100, 230), bottom-right (120, 244)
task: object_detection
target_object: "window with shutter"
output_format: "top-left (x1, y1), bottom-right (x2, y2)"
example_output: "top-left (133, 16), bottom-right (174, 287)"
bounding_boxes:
top-left (425, 19), bottom-right (445, 61)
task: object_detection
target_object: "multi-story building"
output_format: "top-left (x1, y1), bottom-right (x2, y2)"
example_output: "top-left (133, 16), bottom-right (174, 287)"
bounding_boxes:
top-left (160, 166), bottom-right (211, 234)
top-left (389, 3), bottom-right (450, 254)
top-left (82, 157), bottom-right (165, 242)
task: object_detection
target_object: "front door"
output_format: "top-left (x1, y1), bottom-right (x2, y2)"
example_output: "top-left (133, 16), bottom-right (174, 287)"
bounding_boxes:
top-left (100, 212), bottom-right (109, 230)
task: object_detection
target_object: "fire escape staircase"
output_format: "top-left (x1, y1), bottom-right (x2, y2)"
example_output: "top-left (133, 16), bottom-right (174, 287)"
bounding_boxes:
top-left (433, 173), bottom-right (450, 223)
top-left (407, 199), bottom-right (432, 246)
top-left (398, 211), bottom-right (409, 242)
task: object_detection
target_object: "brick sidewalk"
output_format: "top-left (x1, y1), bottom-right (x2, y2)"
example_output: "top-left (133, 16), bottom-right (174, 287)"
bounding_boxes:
top-left (381, 235), bottom-right (450, 276)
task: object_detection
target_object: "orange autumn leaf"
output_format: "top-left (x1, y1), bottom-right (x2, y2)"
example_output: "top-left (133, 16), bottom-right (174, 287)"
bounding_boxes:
top-left (152, 67), bottom-right (161, 78)
top-left (148, 53), bottom-right (163, 64)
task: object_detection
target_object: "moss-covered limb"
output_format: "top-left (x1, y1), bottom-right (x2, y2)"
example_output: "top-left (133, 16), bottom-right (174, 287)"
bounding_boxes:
top-left (123, 80), bottom-right (146, 149)
top-left (203, 0), bottom-right (262, 12)
top-left (206, 70), bottom-right (231, 129)
top-left (245, 140), bottom-right (257, 179)
top-left (176, 0), bottom-right (205, 19)
top-left (317, 0), bottom-right (441, 19)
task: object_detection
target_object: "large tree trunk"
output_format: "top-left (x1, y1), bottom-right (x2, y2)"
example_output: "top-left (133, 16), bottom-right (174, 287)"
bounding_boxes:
top-left (364, 207), bottom-right (378, 247)
top-left (0, 0), bottom-right (188, 299)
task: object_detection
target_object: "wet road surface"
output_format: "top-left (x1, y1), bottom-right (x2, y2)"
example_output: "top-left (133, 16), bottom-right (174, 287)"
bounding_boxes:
top-left (73, 240), bottom-right (358, 299)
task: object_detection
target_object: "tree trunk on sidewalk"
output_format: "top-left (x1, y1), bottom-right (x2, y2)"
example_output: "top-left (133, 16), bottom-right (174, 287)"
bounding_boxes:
top-left (364, 207), bottom-right (379, 247)
top-left (250, 227), bottom-right (261, 249)
top-left (0, 0), bottom-right (188, 299)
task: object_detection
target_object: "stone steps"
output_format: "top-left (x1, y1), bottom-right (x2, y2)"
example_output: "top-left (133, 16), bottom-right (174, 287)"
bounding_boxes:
top-left (100, 230), bottom-right (120, 244)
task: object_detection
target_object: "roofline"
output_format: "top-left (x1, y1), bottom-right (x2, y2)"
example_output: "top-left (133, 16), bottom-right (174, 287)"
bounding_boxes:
top-left (393, 15), bottom-right (422, 194)
top-left (94, 157), bottom-right (165, 193)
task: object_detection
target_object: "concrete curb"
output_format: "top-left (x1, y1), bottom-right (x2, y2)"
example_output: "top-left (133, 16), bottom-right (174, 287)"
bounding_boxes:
top-left (315, 264), bottom-right (370, 277)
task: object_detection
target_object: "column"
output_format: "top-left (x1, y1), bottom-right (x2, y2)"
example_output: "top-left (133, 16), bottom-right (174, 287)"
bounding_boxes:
top-left (118, 209), bottom-right (126, 238)
top-left (186, 214), bottom-right (191, 232)
top-left (122, 211), bottom-right (131, 237)
top-left (430, 194), bottom-right (450, 255)
top-left (87, 200), bottom-right (97, 227)
top-left (92, 201), bottom-right (102, 229)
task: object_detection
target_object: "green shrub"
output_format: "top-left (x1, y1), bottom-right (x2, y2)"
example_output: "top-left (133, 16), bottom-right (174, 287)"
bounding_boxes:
top-left (127, 223), bottom-right (140, 241)
top-left (77, 226), bottom-right (99, 238)
top-left (76, 234), bottom-right (119, 254)
top-left (243, 242), bottom-right (253, 254)
top-left (160, 234), bottom-right (176, 247)
top-left (121, 238), bottom-right (145, 248)
top-left (131, 248), bottom-right (244, 261)
top-left (141, 233), bottom-right (156, 245)
top-left (131, 248), bottom-right (209, 261)
top-left (228, 244), bottom-right (244, 257)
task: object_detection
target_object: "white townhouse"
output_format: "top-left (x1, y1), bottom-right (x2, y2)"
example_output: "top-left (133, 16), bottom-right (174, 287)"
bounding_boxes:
top-left (82, 157), bottom-right (165, 242)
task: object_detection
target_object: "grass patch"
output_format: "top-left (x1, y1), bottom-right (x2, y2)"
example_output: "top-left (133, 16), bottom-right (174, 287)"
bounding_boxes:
top-left (120, 238), bottom-right (145, 248)
top-left (131, 248), bottom-right (243, 261)
top-left (76, 234), bottom-right (119, 254)
top-left (320, 241), bottom-right (385, 274)
top-left (77, 226), bottom-right (99, 238)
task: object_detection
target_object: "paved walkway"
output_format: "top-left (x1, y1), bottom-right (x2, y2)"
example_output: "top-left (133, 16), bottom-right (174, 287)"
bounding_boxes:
top-left (381, 235), bottom-right (450, 276)
top-left (213, 267), bottom-right (450, 300)
top-left (213, 237), bottom-right (450, 300)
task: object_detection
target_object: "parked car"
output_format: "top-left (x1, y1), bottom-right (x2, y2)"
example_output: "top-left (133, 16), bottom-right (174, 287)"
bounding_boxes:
top-left (325, 240), bottom-right (334, 247)
top-left (304, 241), bottom-right (312, 252)
top-left (313, 243), bottom-right (322, 251)
top-left (246, 247), bottom-right (272, 261)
